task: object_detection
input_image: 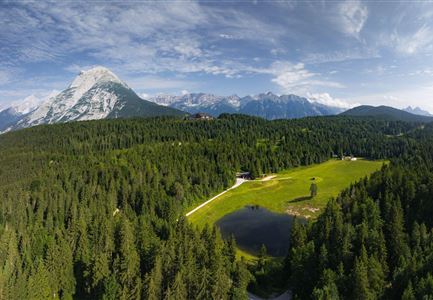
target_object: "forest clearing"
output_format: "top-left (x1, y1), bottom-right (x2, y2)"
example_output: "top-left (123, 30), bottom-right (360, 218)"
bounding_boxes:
top-left (188, 159), bottom-right (385, 227)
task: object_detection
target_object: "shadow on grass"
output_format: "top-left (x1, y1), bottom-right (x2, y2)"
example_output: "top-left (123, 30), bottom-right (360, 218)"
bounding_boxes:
top-left (288, 195), bottom-right (313, 203)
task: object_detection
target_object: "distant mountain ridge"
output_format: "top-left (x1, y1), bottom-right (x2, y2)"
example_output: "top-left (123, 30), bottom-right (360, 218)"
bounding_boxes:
top-left (0, 95), bottom-right (42, 131)
top-left (4, 66), bottom-right (433, 132)
top-left (0, 67), bottom-right (184, 133)
top-left (341, 105), bottom-right (433, 123)
top-left (403, 106), bottom-right (433, 117)
top-left (148, 92), bottom-right (344, 120)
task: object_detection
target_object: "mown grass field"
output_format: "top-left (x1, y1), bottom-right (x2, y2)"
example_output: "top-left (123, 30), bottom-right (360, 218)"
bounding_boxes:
top-left (188, 159), bottom-right (385, 228)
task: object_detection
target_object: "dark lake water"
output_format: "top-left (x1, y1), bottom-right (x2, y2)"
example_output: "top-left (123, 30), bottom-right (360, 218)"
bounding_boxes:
top-left (216, 205), bottom-right (300, 257)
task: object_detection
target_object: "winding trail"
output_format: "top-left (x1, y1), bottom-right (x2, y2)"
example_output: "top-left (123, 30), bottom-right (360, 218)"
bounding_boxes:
top-left (261, 175), bottom-right (276, 181)
top-left (185, 178), bottom-right (248, 217)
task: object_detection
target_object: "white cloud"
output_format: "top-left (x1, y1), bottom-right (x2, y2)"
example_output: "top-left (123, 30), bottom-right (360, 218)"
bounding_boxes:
top-left (307, 92), bottom-right (356, 109)
top-left (270, 48), bottom-right (287, 56)
top-left (0, 66), bottom-right (23, 87)
top-left (219, 34), bottom-right (234, 39)
top-left (140, 93), bottom-right (151, 99)
top-left (337, 0), bottom-right (368, 37)
top-left (272, 0), bottom-right (298, 10)
top-left (302, 48), bottom-right (379, 64)
top-left (173, 43), bottom-right (203, 58)
top-left (0, 70), bottom-right (13, 85)
top-left (181, 90), bottom-right (189, 95)
top-left (393, 25), bottom-right (433, 55)
top-left (271, 62), bottom-right (315, 90)
top-left (0, 2), bottom-right (288, 81)
top-left (267, 61), bottom-right (344, 94)
top-left (364, 65), bottom-right (388, 75)
top-left (65, 64), bottom-right (101, 74)
top-left (124, 76), bottom-right (198, 91)
top-left (409, 68), bottom-right (433, 76)
top-left (0, 3), bottom-right (218, 75)
top-left (207, 7), bottom-right (286, 45)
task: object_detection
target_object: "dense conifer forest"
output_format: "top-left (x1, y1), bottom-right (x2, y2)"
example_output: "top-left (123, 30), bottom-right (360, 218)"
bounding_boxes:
top-left (0, 114), bottom-right (431, 299)
top-left (287, 127), bottom-right (433, 299)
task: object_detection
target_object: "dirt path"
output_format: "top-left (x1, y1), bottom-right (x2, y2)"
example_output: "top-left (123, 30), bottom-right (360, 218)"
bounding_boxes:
top-left (261, 175), bottom-right (276, 181)
top-left (185, 178), bottom-right (248, 217)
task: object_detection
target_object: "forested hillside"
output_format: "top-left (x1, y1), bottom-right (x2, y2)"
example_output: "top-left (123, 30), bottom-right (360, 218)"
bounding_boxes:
top-left (341, 105), bottom-right (433, 123)
top-left (287, 125), bottom-right (433, 299)
top-left (0, 114), bottom-right (429, 299)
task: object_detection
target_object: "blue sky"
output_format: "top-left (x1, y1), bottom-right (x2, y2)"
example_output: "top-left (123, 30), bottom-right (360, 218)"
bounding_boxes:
top-left (1, 1), bottom-right (433, 111)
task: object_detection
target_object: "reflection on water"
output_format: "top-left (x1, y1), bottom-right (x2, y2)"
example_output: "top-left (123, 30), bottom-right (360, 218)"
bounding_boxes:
top-left (216, 205), bottom-right (302, 257)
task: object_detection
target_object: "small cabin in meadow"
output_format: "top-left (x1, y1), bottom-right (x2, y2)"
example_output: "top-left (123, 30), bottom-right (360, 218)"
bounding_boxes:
top-left (236, 171), bottom-right (252, 179)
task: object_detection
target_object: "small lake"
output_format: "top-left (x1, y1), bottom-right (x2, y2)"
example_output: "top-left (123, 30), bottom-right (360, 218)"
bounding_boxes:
top-left (216, 205), bottom-right (301, 257)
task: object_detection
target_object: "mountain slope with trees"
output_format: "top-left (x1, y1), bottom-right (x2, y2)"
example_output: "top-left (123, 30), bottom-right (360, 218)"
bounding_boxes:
top-left (286, 124), bottom-right (433, 299)
top-left (341, 105), bottom-right (433, 123)
top-left (0, 114), bottom-right (431, 299)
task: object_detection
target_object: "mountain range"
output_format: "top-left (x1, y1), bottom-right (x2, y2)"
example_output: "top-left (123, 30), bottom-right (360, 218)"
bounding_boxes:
top-left (1, 66), bottom-right (433, 133)
top-left (403, 106), bottom-right (433, 117)
top-left (0, 67), bottom-right (346, 133)
top-left (0, 67), bottom-right (184, 133)
top-left (147, 92), bottom-right (344, 119)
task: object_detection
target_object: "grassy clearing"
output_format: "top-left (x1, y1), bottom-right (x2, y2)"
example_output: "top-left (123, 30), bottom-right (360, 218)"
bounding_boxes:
top-left (188, 159), bottom-right (385, 228)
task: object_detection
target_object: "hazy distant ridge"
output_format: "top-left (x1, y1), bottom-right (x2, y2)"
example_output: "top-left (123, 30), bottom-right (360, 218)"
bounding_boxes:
top-left (148, 92), bottom-right (344, 120)
top-left (341, 105), bottom-right (433, 123)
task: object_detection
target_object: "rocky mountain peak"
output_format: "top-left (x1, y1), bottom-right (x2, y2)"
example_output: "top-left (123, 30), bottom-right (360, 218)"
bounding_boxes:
top-left (69, 66), bottom-right (125, 91)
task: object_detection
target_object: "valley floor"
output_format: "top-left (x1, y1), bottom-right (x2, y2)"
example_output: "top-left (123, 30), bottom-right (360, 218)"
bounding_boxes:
top-left (188, 159), bottom-right (385, 228)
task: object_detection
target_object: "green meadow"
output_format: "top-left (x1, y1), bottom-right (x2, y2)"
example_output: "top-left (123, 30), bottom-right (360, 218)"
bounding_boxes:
top-left (188, 159), bottom-right (385, 227)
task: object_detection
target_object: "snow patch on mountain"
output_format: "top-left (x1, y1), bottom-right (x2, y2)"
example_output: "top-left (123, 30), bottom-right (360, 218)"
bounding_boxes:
top-left (150, 93), bottom-right (241, 108)
top-left (1, 66), bottom-right (184, 134)
top-left (69, 66), bottom-right (123, 94)
top-left (20, 66), bottom-right (128, 126)
top-left (149, 94), bottom-right (179, 107)
top-left (62, 86), bottom-right (123, 121)
top-left (148, 91), bottom-right (343, 119)
top-left (7, 95), bottom-right (43, 115)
